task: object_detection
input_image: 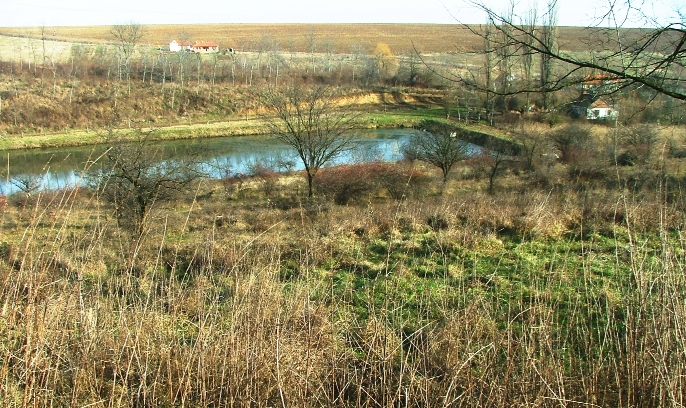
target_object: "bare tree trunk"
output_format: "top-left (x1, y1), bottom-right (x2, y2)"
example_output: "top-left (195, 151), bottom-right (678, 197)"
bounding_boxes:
top-left (541, 0), bottom-right (558, 111)
top-left (196, 54), bottom-right (202, 96)
top-left (69, 56), bottom-right (75, 104)
top-left (40, 25), bottom-right (47, 91)
top-left (484, 21), bottom-right (495, 120)
top-left (211, 55), bottom-right (218, 101)
top-left (522, 7), bottom-right (537, 111)
top-left (497, 3), bottom-right (515, 100)
top-left (51, 58), bottom-right (57, 100)
top-left (161, 55), bottom-right (167, 91)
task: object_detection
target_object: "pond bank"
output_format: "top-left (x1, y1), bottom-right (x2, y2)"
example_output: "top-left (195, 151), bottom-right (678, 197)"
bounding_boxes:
top-left (0, 110), bottom-right (424, 151)
top-left (0, 108), bottom-right (513, 151)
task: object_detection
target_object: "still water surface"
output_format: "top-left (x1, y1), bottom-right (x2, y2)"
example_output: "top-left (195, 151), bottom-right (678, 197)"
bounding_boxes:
top-left (0, 129), bottom-right (436, 195)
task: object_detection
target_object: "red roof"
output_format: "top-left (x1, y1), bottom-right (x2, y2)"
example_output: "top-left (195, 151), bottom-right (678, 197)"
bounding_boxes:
top-left (589, 98), bottom-right (611, 109)
top-left (583, 73), bottom-right (620, 85)
top-left (193, 41), bottom-right (218, 48)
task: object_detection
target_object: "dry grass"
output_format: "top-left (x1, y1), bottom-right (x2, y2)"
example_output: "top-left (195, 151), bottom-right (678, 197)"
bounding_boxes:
top-left (1, 152), bottom-right (686, 406)
top-left (0, 24), bottom-right (486, 55)
top-left (0, 24), bottom-right (636, 56)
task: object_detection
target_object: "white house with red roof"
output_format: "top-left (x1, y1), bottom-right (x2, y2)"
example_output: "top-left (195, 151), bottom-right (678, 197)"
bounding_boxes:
top-left (586, 98), bottom-right (617, 120)
top-left (169, 40), bottom-right (219, 53)
top-left (571, 95), bottom-right (618, 120)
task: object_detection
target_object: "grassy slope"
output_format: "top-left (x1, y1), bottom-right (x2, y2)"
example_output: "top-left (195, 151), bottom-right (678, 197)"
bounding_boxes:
top-left (0, 158), bottom-right (684, 406)
top-left (0, 106), bottom-right (510, 150)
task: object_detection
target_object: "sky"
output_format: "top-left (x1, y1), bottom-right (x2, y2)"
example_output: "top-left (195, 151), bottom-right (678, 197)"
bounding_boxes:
top-left (1, 0), bottom-right (683, 28)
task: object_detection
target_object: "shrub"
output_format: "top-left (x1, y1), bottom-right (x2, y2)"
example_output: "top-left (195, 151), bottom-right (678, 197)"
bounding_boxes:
top-left (220, 170), bottom-right (247, 199)
top-left (616, 151), bottom-right (638, 166)
top-left (550, 123), bottom-right (593, 163)
top-left (315, 162), bottom-right (430, 204)
top-left (248, 162), bottom-right (279, 197)
top-left (617, 124), bottom-right (659, 164)
top-left (314, 164), bottom-right (376, 205)
top-left (427, 214), bottom-right (449, 231)
top-left (373, 163), bottom-right (430, 199)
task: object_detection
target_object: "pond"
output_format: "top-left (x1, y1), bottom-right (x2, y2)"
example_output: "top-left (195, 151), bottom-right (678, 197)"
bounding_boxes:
top-left (0, 128), bottom-right (482, 195)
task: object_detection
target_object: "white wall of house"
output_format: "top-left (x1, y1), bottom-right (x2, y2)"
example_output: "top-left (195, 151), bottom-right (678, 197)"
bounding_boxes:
top-left (587, 107), bottom-right (617, 120)
top-left (169, 40), bottom-right (192, 52)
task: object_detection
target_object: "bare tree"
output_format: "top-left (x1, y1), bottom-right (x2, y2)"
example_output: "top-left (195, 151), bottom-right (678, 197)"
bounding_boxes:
top-left (521, 6), bottom-right (538, 110)
top-left (97, 128), bottom-right (203, 236)
top-left (373, 42), bottom-right (399, 83)
top-left (483, 20), bottom-right (496, 118)
top-left (479, 145), bottom-right (514, 194)
top-left (511, 125), bottom-right (552, 171)
top-left (496, 2), bottom-right (516, 97)
top-left (40, 25), bottom-right (47, 90)
top-left (110, 22), bottom-right (144, 94)
top-left (322, 38), bottom-right (337, 74)
top-left (442, 86), bottom-right (459, 119)
top-left (10, 174), bottom-right (42, 201)
top-left (403, 120), bottom-right (469, 186)
top-left (306, 30), bottom-right (318, 74)
top-left (259, 84), bottom-right (360, 197)
top-left (457, 0), bottom-right (686, 102)
top-left (539, 0), bottom-right (558, 110)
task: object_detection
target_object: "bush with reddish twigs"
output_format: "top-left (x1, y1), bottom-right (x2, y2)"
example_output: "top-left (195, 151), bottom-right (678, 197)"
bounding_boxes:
top-left (248, 162), bottom-right (280, 197)
top-left (372, 162), bottom-right (431, 199)
top-left (315, 163), bottom-right (376, 204)
top-left (315, 162), bottom-right (429, 204)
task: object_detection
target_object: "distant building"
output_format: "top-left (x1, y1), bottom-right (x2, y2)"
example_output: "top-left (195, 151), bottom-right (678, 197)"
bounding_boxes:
top-left (169, 40), bottom-right (192, 52)
top-left (169, 40), bottom-right (219, 53)
top-left (579, 73), bottom-right (621, 96)
top-left (571, 95), bottom-right (618, 121)
top-left (192, 41), bottom-right (219, 53)
top-left (568, 73), bottom-right (621, 120)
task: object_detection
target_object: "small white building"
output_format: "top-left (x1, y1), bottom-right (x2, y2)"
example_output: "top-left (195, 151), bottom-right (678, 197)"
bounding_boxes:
top-left (169, 40), bottom-right (192, 52)
top-left (586, 98), bottom-right (618, 120)
top-left (571, 96), bottom-right (618, 121)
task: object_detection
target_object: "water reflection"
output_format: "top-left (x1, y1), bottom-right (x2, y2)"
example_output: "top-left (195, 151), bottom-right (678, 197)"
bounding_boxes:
top-left (0, 129), bottom-right (422, 195)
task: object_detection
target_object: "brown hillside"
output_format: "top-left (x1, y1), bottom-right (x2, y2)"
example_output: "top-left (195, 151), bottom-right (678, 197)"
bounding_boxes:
top-left (0, 23), bottom-right (639, 54)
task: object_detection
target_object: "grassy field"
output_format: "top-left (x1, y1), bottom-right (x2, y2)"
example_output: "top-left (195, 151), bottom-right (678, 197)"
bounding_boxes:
top-left (0, 24), bottom-right (489, 55)
top-left (1, 136), bottom-right (685, 405)
top-left (0, 23), bottom-right (638, 57)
